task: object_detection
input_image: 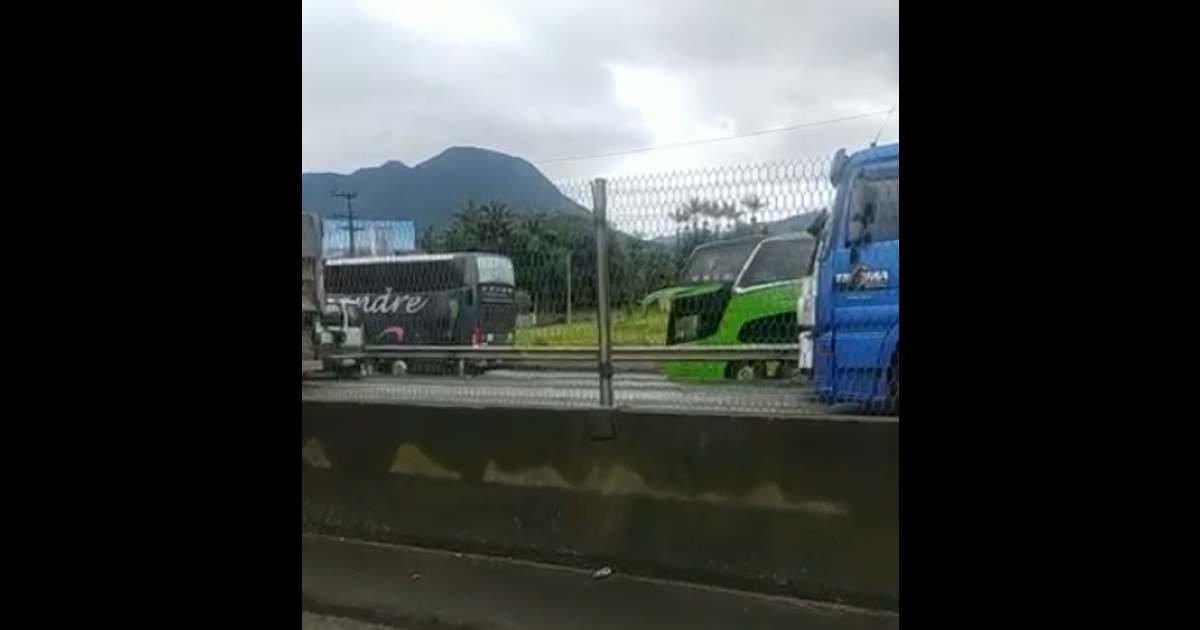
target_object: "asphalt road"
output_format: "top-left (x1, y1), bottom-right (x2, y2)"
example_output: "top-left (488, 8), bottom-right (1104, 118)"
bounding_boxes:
top-left (302, 369), bottom-right (841, 416)
top-left (303, 536), bottom-right (899, 630)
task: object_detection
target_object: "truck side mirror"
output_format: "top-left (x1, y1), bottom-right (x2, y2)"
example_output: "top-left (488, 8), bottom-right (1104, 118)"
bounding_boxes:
top-left (829, 149), bottom-right (849, 185)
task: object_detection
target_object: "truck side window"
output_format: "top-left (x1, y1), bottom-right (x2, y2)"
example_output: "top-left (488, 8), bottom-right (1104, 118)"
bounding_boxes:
top-left (871, 178), bottom-right (899, 242)
top-left (321, 304), bottom-right (342, 327)
top-left (845, 182), bottom-right (875, 247)
top-left (345, 303), bottom-right (363, 326)
top-left (845, 178), bottom-right (899, 246)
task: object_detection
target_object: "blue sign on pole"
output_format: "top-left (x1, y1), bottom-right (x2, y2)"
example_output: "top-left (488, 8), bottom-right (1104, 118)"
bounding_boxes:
top-left (323, 219), bottom-right (416, 257)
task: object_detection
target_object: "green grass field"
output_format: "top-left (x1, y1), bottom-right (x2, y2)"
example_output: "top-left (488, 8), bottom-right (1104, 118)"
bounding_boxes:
top-left (514, 310), bottom-right (668, 347)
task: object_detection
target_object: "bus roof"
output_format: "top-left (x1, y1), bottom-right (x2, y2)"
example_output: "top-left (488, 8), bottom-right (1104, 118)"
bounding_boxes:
top-left (325, 252), bottom-right (509, 267)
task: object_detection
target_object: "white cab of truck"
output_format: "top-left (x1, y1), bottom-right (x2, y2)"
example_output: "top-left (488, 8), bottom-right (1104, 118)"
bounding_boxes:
top-left (319, 298), bottom-right (368, 378)
top-left (303, 213), bottom-right (325, 375)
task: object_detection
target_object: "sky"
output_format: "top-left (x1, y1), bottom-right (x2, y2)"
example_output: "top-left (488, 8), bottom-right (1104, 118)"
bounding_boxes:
top-left (301, 0), bottom-right (899, 184)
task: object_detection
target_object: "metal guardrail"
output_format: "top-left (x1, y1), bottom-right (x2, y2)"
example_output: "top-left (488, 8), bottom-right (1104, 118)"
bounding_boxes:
top-left (362, 344), bottom-right (800, 363)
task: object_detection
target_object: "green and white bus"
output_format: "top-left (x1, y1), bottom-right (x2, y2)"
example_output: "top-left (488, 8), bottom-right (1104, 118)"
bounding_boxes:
top-left (660, 232), bottom-right (817, 381)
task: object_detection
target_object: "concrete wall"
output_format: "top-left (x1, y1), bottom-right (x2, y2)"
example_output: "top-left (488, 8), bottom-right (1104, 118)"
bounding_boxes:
top-left (301, 402), bottom-right (899, 612)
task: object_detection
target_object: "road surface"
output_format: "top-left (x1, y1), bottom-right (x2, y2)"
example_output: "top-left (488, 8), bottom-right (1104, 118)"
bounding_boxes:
top-left (302, 370), bottom-right (850, 416)
top-left (303, 536), bottom-right (899, 630)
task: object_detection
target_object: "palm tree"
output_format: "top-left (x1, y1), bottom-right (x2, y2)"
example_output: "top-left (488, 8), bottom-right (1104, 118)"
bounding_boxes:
top-left (741, 194), bottom-right (767, 226)
top-left (417, 226), bottom-right (441, 252)
top-left (448, 201), bottom-right (517, 254)
top-left (673, 197), bottom-right (708, 227)
top-left (714, 201), bottom-right (742, 233)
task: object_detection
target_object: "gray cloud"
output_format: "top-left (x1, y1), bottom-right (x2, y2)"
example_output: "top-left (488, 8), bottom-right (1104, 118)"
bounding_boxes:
top-left (302, 0), bottom-right (898, 180)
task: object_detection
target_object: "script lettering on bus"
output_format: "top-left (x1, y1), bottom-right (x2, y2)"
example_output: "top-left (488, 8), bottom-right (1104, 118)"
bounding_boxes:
top-left (349, 288), bottom-right (430, 314)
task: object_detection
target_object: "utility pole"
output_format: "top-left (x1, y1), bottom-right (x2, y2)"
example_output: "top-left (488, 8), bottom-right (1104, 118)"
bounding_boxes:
top-left (565, 251), bottom-right (573, 325)
top-left (331, 191), bottom-right (359, 256)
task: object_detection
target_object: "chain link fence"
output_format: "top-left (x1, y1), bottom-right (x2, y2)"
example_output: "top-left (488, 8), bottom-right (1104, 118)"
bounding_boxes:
top-left (302, 155), bottom-right (899, 417)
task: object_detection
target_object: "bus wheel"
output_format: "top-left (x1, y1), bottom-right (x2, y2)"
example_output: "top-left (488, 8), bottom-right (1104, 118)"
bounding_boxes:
top-left (729, 362), bottom-right (765, 381)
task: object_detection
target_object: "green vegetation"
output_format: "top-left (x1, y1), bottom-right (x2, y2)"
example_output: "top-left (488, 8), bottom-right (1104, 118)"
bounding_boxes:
top-left (514, 310), bottom-right (668, 347)
top-left (419, 196), bottom-right (792, 321)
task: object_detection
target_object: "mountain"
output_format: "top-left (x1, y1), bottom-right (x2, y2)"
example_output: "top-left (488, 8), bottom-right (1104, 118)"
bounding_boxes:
top-left (302, 147), bottom-right (587, 230)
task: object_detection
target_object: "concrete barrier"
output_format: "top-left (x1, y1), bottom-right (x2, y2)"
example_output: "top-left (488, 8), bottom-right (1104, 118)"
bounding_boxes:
top-left (302, 402), bottom-right (899, 612)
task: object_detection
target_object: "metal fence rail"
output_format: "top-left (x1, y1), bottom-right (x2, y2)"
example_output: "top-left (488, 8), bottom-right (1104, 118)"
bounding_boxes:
top-left (361, 344), bottom-right (800, 362)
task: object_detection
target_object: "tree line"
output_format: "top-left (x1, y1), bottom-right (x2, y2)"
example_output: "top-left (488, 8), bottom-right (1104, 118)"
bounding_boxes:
top-left (417, 195), bottom-right (774, 314)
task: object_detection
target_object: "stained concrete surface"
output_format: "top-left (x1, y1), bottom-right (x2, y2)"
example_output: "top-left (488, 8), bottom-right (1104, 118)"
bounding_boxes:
top-left (302, 535), bottom-right (899, 630)
top-left (303, 402), bottom-right (899, 609)
top-left (303, 612), bottom-right (405, 629)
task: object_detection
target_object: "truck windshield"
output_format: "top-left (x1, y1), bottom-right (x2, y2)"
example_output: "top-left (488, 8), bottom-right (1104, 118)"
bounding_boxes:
top-left (343, 302), bottom-right (364, 326)
top-left (847, 177), bottom-right (899, 245)
top-left (738, 239), bottom-right (816, 288)
top-left (680, 240), bottom-right (761, 284)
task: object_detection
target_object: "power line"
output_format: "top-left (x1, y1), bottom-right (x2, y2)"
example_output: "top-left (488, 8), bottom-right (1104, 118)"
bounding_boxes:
top-left (534, 108), bottom-right (898, 165)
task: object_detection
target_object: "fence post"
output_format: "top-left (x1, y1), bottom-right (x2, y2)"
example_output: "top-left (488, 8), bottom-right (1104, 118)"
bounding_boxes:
top-left (591, 178), bottom-right (614, 408)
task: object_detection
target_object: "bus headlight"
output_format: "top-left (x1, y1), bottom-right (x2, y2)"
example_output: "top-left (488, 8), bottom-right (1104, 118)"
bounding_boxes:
top-left (674, 315), bottom-right (699, 343)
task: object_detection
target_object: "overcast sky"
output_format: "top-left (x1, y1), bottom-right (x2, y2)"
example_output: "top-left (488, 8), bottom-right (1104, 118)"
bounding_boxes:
top-left (302, 0), bottom-right (899, 183)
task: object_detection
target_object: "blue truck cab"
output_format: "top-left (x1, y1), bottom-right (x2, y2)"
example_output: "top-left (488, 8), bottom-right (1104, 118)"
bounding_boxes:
top-left (812, 142), bottom-right (899, 413)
